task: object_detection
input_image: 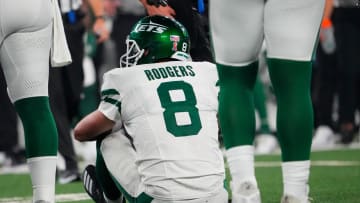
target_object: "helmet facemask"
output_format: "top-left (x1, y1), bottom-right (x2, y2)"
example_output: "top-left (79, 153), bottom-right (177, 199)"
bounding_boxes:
top-left (120, 38), bottom-right (145, 68)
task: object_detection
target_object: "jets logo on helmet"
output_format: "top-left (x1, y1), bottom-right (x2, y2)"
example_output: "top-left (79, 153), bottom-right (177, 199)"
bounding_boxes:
top-left (134, 21), bottom-right (168, 34)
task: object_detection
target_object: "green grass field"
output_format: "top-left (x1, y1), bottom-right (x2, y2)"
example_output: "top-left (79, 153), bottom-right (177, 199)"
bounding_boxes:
top-left (0, 148), bottom-right (359, 203)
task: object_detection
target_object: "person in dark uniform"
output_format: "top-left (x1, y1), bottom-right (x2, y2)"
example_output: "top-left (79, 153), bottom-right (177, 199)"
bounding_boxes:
top-left (332, 0), bottom-right (360, 144)
top-left (50, 0), bottom-right (109, 184)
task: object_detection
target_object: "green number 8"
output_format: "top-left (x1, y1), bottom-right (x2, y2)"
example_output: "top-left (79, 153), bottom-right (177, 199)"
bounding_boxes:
top-left (157, 81), bottom-right (202, 137)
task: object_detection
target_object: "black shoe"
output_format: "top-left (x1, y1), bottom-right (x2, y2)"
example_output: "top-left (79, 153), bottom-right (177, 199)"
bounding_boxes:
top-left (339, 124), bottom-right (357, 145)
top-left (82, 165), bottom-right (106, 203)
top-left (4, 148), bottom-right (26, 166)
top-left (340, 129), bottom-right (355, 144)
top-left (58, 170), bottom-right (81, 184)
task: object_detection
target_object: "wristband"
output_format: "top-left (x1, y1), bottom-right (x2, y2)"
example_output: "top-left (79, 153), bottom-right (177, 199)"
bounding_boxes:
top-left (321, 18), bottom-right (332, 28)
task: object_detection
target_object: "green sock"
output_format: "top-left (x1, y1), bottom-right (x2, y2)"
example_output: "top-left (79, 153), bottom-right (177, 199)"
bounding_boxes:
top-left (217, 62), bottom-right (258, 149)
top-left (267, 58), bottom-right (314, 161)
top-left (14, 97), bottom-right (58, 158)
top-left (254, 76), bottom-right (271, 134)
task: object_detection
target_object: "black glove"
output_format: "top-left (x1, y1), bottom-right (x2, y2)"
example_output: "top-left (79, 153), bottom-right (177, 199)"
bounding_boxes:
top-left (147, 0), bottom-right (168, 7)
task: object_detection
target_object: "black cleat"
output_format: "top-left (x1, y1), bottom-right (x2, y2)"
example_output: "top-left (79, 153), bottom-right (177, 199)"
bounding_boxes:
top-left (82, 165), bottom-right (106, 203)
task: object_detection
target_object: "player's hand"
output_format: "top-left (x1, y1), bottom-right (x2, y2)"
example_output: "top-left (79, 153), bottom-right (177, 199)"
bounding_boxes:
top-left (319, 18), bottom-right (336, 54)
top-left (140, 0), bottom-right (175, 18)
top-left (146, 5), bottom-right (175, 18)
top-left (93, 17), bottom-right (110, 44)
top-left (147, 0), bottom-right (168, 7)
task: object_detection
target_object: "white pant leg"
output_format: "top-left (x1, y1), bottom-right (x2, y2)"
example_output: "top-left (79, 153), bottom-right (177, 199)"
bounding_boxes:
top-left (101, 129), bottom-right (144, 197)
top-left (264, 0), bottom-right (325, 61)
top-left (210, 0), bottom-right (265, 66)
top-left (0, 0), bottom-right (48, 44)
top-left (0, 0), bottom-right (53, 102)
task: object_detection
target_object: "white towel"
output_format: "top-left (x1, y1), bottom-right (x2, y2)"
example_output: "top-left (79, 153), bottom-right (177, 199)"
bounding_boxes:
top-left (50, 0), bottom-right (72, 67)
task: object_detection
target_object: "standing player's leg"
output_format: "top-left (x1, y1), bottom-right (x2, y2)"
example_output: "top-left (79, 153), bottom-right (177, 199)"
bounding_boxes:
top-left (210, 0), bottom-right (264, 202)
top-left (1, 22), bottom-right (58, 203)
top-left (0, 1), bottom-right (57, 202)
top-left (264, 0), bottom-right (325, 201)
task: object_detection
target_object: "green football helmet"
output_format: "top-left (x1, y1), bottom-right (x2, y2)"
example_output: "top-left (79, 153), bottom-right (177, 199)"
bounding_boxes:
top-left (120, 15), bottom-right (191, 68)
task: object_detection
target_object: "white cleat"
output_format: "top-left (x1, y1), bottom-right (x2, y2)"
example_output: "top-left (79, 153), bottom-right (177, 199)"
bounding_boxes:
top-left (281, 194), bottom-right (311, 203)
top-left (231, 181), bottom-right (261, 203)
top-left (255, 134), bottom-right (278, 155)
top-left (312, 125), bottom-right (337, 150)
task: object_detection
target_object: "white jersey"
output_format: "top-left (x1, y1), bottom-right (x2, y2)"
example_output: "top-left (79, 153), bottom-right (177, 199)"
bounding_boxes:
top-left (99, 61), bottom-right (224, 200)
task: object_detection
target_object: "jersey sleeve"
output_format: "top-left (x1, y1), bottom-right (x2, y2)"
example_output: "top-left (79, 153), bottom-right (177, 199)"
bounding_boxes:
top-left (98, 72), bottom-right (122, 122)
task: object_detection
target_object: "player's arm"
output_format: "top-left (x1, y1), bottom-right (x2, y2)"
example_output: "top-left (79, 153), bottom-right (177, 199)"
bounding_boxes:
top-left (323, 0), bottom-right (334, 20)
top-left (75, 71), bottom-right (121, 141)
top-left (85, 0), bottom-right (110, 43)
top-left (74, 110), bottom-right (115, 142)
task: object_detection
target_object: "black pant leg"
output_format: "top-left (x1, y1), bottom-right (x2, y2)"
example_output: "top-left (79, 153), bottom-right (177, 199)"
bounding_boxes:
top-left (313, 46), bottom-right (338, 128)
top-left (0, 67), bottom-right (18, 152)
top-left (334, 8), bottom-right (360, 125)
top-left (49, 68), bottom-right (79, 172)
top-left (49, 19), bottom-right (85, 172)
top-left (63, 22), bottom-right (85, 120)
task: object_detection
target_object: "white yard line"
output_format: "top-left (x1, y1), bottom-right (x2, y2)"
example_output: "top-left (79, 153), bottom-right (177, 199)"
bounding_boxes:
top-left (219, 160), bottom-right (360, 168)
top-left (0, 159), bottom-right (359, 202)
top-left (0, 193), bottom-right (90, 203)
top-left (255, 160), bottom-right (360, 167)
top-left (56, 193), bottom-right (90, 202)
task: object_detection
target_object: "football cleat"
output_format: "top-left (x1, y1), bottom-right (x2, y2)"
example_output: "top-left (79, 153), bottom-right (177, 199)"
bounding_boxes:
top-left (312, 125), bottom-right (337, 150)
top-left (230, 181), bottom-right (261, 203)
top-left (82, 165), bottom-right (106, 203)
top-left (255, 134), bottom-right (278, 154)
top-left (281, 194), bottom-right (311, 203)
